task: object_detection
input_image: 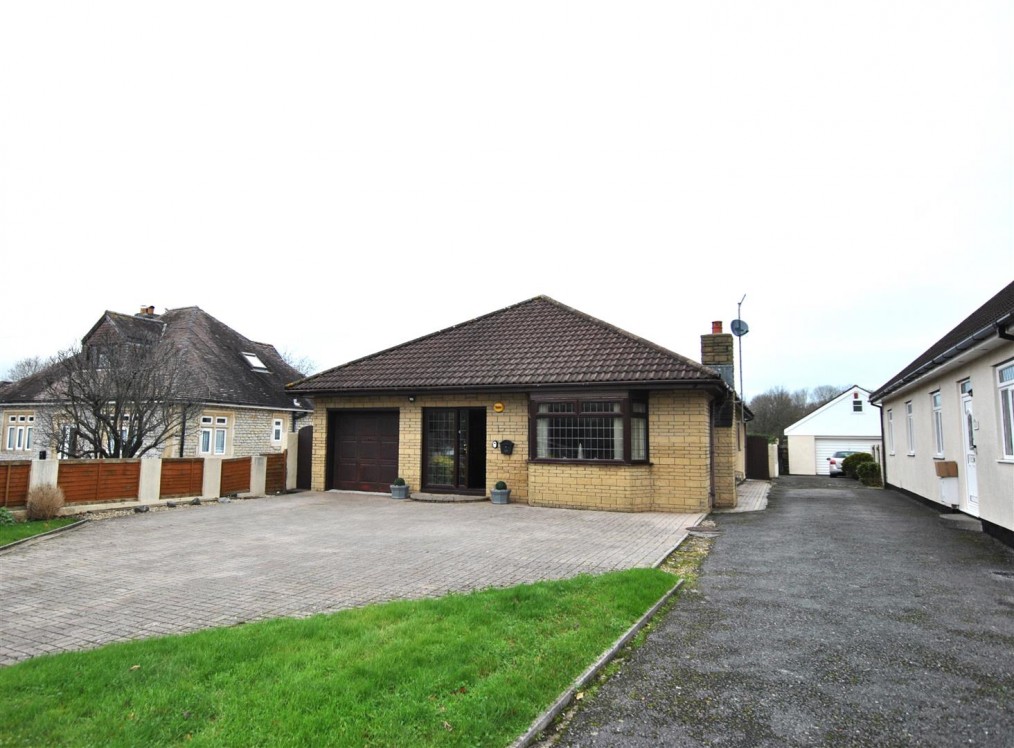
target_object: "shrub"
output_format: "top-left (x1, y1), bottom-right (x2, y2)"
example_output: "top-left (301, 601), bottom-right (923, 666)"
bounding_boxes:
top-left (26, 485), bottom-right (65, 521)
top-left (494, 480), bottom-right (508, 490)
top-left (857, 461), bottom-right (883, 487)
top-left (842, 452), bottom-right (874, 478)
top-left (0, 507), bottom-right (15, 526)
top-left (393, 477), bottom-right (406, 487)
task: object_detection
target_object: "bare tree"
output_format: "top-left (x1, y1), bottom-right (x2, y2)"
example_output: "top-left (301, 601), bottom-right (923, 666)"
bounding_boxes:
top-left (4, 356), bottom-right (46, 382)
top-left (38, 340), bottom-right (202, 459)
top-left (747, 384), bottom-right (850, 439)
top-left (279, 349), bottom-right (316, 377)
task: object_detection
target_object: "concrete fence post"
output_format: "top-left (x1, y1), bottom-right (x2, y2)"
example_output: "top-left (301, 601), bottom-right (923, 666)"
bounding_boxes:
top-left (29, 459), bottom-right (59, 491)
top-left (138, 459), bottom-right (162, 503)
top-left (250, 455), bottom-right (267, 496)
top-left (768, 441), bottom-right (780, 479)
top-left (284, 432), bottom-right (298, 491)
top-left (202, 458), bottom-right (222, 500)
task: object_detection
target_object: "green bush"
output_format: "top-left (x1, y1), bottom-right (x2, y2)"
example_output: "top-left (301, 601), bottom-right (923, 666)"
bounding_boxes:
top-left (494, 480), bottom-right (508, 490)
top-left (857, 461), bottom-right (883, 487)
top-left (0, 507), bottom-right (15, 526)
top-left (842, 452), bottom-right (874, 478)
top-left (393, 477), bottom-right (406, 487)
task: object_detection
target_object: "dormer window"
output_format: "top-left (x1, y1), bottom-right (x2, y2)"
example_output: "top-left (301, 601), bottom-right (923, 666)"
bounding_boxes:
top-left (242, 352), bottom-right (269, 371)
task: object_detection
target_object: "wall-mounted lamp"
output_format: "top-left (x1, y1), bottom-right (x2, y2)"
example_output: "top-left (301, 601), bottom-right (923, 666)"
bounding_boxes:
top-left (408, 396), bottom-right (416, 403)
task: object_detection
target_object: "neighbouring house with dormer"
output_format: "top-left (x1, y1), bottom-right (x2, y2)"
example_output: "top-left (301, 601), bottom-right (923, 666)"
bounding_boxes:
top-left (784, 386), bottom-right (882, 475)
top-left (0, 306), bottom-right (312, 462)
top-left (288, 296), bottom-right (747, 513)
top-left (870, 280), bottom-right (1014, 547)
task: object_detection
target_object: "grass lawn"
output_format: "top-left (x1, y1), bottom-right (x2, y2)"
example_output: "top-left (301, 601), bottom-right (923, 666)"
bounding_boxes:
top-left (0, 568), bottom-right (678, 747)
top-left (0, 517), bottom-right (78, 547)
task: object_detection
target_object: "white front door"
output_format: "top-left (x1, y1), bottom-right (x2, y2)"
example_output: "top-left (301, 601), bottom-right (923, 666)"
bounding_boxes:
top-left (960, 385), bottom-right (979, 516)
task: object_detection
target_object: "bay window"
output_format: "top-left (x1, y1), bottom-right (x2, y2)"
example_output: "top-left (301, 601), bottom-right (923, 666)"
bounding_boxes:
top-left (530, 393), bottom-right (647, 463)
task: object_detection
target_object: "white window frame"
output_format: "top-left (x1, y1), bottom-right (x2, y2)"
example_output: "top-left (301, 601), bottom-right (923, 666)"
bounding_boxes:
top-left (199, 414), bottom-right (230, 456)
top-left (999, 362), bottom-right (1014, 460)
top-left (241, 351), bottom-right (268, 371)
top-left (905, 401), bottom-right (915, 455)
top-left (887, 409), bottom-right (895, 455)
top-left (931, 391), bottom-right (944, 457)
top-left (271, 418), bottom-right (284, 444)
top-left (4, 413), bottom-right (35, 452)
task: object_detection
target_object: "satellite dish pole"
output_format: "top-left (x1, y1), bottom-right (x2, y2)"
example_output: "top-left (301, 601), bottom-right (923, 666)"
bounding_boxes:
top-left (733, 294), bottom-right (748, 402)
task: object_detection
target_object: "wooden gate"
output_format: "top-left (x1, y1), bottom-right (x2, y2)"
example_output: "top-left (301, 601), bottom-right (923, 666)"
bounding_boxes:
top-left (265, 452), bottom-right (286, 494)
top-left (58, 460), bottom-right (141, 503)
top-left (745, 436), bottom-right (770, 480)
top-left (0, 462), bottom-right (31, 507)
top-left (160, 458), bottom-right (204, 498)
top-left (297, 425), bottom-right (313, 490)
top-left (220, 456), bottom-right (251, 496)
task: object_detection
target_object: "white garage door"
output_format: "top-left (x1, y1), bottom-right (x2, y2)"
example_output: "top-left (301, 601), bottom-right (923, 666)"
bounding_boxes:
top-left (815, 438), bottom-right (880, 475)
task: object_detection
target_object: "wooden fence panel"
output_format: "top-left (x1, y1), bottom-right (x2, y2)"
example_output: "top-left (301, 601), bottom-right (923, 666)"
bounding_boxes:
top-left (58, 460), bottom-right (140, 503)
top-left (220, 457), bottom-right (251, 496)
top-left (265, 452), bottom-right (286, 494)
top-left (0, 461), bottom-right (31, 507)
top-left (160, 458), bottom-right (204, 499)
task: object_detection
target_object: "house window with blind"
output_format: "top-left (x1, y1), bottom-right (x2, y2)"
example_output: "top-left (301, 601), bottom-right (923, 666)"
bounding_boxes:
top-left (530, 393), bottom-right (648, 463)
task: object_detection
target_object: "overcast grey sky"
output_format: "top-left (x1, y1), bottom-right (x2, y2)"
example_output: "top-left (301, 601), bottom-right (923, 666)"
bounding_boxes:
top-left (1, 1), bottom-right (1011, 400)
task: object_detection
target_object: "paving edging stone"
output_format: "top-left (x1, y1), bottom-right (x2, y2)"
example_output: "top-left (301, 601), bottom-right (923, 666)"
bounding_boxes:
top-left (510, 577), bottom-right (685, 748)
top-left (0, 519), bottom-right (90, 555)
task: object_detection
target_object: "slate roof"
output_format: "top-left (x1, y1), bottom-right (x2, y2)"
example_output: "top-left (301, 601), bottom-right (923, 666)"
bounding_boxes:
top-left (1, 307), bottom-right (311, 411)
top-left (871, 280), bottom-right (1014, 402)
top-left (290, 296), bottom-right (724, 395)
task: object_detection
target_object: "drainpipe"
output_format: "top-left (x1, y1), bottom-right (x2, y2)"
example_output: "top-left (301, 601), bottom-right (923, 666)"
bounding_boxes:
top-left (179, 413), bottom-right (186, 458)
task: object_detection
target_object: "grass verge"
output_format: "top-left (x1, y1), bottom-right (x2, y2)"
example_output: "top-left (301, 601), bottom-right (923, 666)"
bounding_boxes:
top-left (0, 568), bottom-right (675, 747)
top-left (0, 517), bottom-right (78, 547)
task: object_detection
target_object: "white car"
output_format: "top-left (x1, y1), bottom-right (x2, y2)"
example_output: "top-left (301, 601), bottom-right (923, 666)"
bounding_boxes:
top-left (828, 450), bottom-right (858, 477)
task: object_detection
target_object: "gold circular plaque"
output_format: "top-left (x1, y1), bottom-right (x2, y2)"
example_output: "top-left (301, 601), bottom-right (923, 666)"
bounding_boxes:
top-left (493, 402), bottom-right (505, 413)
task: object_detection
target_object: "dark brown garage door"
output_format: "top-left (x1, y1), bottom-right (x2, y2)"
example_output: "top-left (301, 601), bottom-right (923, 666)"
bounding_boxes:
top-left (328, 410), bottom-right (399, 492)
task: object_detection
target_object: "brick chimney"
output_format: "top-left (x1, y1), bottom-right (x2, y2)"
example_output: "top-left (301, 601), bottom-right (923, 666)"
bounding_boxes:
top-left (138, 305), bottom-right (156, 317)
top-left (701, 321), bottom-right (735, 388)
top-left (701, 321), bottom-right (733, 367)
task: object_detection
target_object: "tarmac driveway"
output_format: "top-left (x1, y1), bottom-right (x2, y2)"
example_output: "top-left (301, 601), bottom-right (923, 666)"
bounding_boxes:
top-left (0, 492), bottom-right (703, 666)
top-left (553, 475), bottom-right (1014, 747)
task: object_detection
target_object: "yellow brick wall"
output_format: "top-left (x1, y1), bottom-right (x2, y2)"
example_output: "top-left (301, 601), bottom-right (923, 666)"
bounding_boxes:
top-left (646, 390), bottom-right (713, 512)
top-left (309, 393), bottom-right (528, 497)
top-left (529, 463), bottom-right (653, 511)
top-left (309, 388), bottom-right (731, 513)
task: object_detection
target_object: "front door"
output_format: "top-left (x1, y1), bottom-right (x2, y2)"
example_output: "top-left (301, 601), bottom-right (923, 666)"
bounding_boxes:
top-left (960, 382), bottom-right (979, 516)
top-left (423, 408), bottom-right (486, 492)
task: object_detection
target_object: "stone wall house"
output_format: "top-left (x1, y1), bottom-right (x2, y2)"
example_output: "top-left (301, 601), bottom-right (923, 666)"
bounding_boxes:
top-left (0, 306), bottom-right (312, 461)
top-left (288, 296), bottom-right (747, 512)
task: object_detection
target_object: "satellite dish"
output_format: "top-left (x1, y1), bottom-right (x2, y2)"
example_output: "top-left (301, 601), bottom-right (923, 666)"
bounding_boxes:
top-left (730, 319), bottom-right (749, 336)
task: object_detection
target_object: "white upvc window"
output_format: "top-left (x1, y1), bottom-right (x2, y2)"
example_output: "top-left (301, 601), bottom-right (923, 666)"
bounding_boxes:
top-left (271, 418), bottom-right (284, 444)
top-left (887, 409), bottom-right (895, 454)
top-left (930, 392), bottom-right (944, 457)
top-left (4, 413), bottom-right (35, 452)
top-left (999, 363), bottom-right (1014, 459)
top-left (853, 398), bottom-right (863, 413)
top-left (199, 415), bottom-right (230, 456)
top-left (905, 401), bottom-right (915, 455)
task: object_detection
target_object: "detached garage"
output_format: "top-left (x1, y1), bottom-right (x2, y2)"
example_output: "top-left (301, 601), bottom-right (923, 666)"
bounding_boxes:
top-left (785, 386), bottom-right (882, 475)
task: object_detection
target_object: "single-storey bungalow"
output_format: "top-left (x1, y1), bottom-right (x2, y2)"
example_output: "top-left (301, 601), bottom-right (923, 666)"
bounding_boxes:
top-left (288, 296), bottom-right (747, 513)
top-left (870, 280), bottom-right (1014, 546)
top-left (784, 385), bottom-right (882, 475)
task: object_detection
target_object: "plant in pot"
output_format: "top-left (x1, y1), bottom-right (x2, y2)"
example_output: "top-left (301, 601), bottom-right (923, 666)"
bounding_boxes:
top-left (390, 477), bottom-right (409, 500)
top-left (491, 480), bottom-right (511, 504)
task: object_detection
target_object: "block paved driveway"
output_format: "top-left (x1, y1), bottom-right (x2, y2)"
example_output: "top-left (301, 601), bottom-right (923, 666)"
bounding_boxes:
top-left (0, 492), bottom-right (704, 666)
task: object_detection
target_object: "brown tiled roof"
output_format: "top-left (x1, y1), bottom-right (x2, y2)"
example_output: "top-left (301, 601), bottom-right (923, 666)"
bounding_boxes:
top-left (290, 296), bottom-right (723, 394)
top-left (871, 280), bottom-right (1014, 401)
top-left (1, 307), bottom-right (311, 411)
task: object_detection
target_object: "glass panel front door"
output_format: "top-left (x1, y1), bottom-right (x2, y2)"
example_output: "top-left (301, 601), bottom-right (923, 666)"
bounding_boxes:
top-left (423, 408), bottom-right (486, 491)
